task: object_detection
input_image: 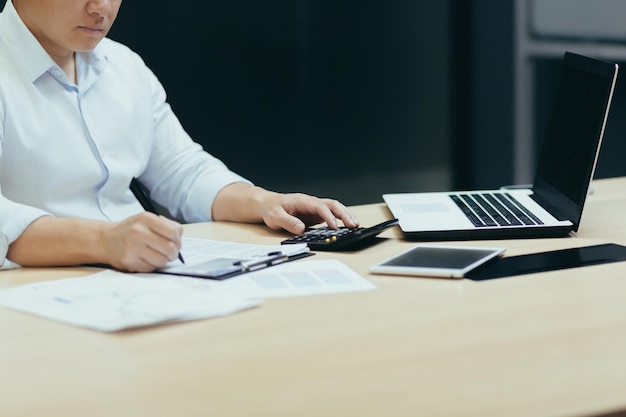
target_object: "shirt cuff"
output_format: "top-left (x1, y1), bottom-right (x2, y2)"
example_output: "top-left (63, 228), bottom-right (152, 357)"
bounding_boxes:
top-left (182, 171), bottom-right (253, 223)
top-left (0, 258), bottom-right (21, 270)
top-left (0, 206), bottom-right (51, 270)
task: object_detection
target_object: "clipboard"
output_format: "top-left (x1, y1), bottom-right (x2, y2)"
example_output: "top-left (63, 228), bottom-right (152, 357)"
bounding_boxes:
top-left (157, 248), bottom-right (315, 280)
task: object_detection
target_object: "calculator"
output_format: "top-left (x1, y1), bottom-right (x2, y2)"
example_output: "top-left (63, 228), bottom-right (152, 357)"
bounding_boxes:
top-left (281, 219), bottom-right (399, 251)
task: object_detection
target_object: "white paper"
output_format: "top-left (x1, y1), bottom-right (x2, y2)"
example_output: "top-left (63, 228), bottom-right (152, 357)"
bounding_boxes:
top-left (215, 259), bottom-right (377, 298)
top-left (0, 239), bottom-right (376, 332)
top-left (154, 238), bottom-right (376, 298)
top-left (161, 238), bottom-right (309, 273)
top-left (0, 270), bottom-right (259, 332)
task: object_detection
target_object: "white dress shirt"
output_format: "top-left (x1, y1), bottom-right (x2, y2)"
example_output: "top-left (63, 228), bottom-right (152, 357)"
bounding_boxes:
top-left (0, 1), bottom-right (251, 268)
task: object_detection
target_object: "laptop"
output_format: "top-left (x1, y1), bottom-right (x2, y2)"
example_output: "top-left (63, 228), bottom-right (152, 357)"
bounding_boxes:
top-left (383, 52), bottom-right (618, 240)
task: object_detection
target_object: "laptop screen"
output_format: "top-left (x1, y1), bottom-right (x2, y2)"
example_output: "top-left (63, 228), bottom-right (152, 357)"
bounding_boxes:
top-left (532, 52), bottom-right (618, 231)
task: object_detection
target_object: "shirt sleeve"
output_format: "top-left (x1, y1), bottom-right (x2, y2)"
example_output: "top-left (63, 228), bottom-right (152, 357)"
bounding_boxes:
top-left (0, 111), bottom-right (52, 269)
top-left (0, 108), bottom-right (50, 269)
top-left (0, 193), bottom-right (52, 270)
top-left (136, 63), bottom-right (252, 223)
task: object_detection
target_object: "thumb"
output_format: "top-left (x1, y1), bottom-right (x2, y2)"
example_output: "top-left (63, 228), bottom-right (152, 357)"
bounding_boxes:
top-left (279, 215), bottom-right (306, 235)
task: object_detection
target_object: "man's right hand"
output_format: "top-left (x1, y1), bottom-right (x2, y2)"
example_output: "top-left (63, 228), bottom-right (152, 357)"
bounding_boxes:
top-left (102, 212), bottom-right (183, 272)
top-left (6, 213), bottom-right (183, 272)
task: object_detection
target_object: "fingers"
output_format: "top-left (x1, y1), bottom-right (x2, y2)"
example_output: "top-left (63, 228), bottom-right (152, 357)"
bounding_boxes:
top-left (133, 227), bottom-right (181, 267)
top-left (144, 213), bottom-right (183, 246)
top-left (277, 214), bottom-right (307, 235)
top-left (106, 213), bottom-right (183, 272)
top-left (319, 198), bottom-right (360, 229)
top-left (291, 196), bottom-right (359, 229)
top-left (132, 214), bottom-right (182, 267)
top-left (264, 194), bottom-right (360, 234)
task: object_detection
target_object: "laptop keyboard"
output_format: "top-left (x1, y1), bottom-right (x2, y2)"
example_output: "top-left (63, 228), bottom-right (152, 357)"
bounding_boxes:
top-left (450, 193), bottom-right (544, 227)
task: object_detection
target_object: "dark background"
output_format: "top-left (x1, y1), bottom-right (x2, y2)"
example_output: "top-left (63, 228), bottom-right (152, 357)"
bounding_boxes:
top-left (107, 1), bottom-right (458, 204)
top-left (4, 0), bottom-right (625, 204)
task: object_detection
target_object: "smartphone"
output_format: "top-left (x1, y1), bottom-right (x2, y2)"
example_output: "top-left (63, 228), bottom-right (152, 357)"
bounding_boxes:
top-left (369, 244), bottom-right (505, 278)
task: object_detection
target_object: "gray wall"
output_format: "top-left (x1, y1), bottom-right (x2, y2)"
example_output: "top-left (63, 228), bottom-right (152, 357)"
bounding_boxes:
top-left (471, 0), bottom-right (626, 189)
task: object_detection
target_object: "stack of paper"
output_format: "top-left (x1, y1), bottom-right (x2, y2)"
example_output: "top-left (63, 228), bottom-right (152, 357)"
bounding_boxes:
top-left (0, 238), bottom-right (377, 332)
top-left (0, 270), bottom-right (258, 332)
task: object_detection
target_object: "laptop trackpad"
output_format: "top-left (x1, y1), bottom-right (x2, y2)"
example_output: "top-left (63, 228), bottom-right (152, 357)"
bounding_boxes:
top-left (400, 203), bottom-right (450, 214)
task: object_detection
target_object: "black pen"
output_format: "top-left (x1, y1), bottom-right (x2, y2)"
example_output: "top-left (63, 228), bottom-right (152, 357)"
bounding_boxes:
top-left (130, 178), bottom-right (185, 264)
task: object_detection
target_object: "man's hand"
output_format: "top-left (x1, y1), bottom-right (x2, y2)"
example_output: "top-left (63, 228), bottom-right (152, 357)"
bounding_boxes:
top-left (256, 192), bottom-right (359, 235)
top-left (102, 212), bottom-right (183, 272)
top-left (212, 183), bottom-right (360, 234)
top-left (7, 213), bottom-right (183, 273)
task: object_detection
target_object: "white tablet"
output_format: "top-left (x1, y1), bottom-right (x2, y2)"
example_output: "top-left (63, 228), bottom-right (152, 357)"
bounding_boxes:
top-left (369, 244), bottom-right (505, 278)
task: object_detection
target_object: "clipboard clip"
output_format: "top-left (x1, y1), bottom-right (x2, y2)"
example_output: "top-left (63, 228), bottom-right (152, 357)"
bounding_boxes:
top-left (233, 251), bottom-right (288, 272)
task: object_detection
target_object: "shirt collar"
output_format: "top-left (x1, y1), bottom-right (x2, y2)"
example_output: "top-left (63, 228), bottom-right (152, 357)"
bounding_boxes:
top-left (0, 0), bottom-right (108, 84)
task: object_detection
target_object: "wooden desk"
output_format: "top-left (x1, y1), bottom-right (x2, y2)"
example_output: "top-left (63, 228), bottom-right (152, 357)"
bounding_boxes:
top-left (2, 178), bottom-right (626, 417)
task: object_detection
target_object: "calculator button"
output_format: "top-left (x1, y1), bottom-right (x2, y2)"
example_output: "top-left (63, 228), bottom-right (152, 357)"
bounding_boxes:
top-left (281, 219), bottom-right (399, 251)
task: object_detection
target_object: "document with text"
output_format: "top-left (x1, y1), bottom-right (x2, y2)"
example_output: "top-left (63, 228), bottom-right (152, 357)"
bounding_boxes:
top-left (0, 270), bottom-right (259, 332)
top-left (206, 259), bottom-right (377, 298)
top-left (0, 239), bottom-right (376, 332)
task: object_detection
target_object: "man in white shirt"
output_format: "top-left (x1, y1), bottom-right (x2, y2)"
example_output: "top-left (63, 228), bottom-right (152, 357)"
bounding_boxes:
top-left (0, 0), bottom-right (359, 272)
